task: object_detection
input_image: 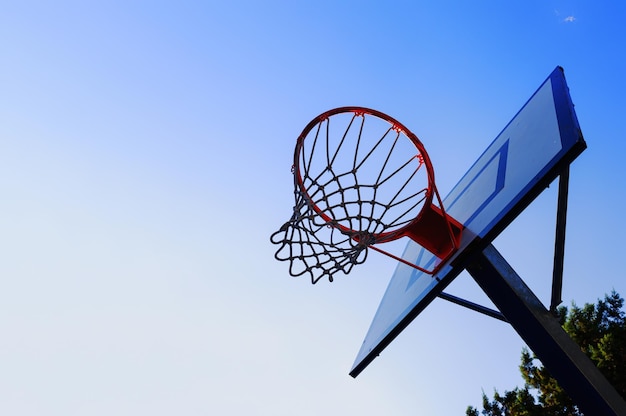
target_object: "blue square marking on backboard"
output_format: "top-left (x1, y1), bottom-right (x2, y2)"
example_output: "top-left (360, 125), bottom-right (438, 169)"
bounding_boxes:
top-left (350, 67), bottom-right (586, 377)
top-left (448, 139), bottom-right (509, 227)
top-left (406, 249), bottom-right (437, 291)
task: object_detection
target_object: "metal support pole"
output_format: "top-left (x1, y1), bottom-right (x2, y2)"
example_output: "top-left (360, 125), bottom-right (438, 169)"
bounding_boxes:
top-left (466, 244), bottom-right (626, 416)
top-left (438, 291), bottom-right (508, 323)
top-left (551, 166), bottom-right (570, 313)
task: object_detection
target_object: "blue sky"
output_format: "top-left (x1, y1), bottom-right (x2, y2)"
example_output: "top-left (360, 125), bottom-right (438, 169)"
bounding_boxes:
top-left (1, 1), bottom-right (625, 414)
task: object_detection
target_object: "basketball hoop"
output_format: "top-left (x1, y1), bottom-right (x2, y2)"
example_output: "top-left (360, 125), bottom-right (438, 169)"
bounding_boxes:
top-left (270, 107), bottom-right (463, 283)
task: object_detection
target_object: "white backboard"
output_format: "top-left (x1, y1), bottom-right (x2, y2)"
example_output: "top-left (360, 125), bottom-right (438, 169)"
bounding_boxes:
top-left (350, 67), bottom-right (586, 377)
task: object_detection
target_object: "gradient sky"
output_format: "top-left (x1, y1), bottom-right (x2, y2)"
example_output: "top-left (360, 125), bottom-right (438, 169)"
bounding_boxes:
top-left (2, 1), bottom-right (626, 415)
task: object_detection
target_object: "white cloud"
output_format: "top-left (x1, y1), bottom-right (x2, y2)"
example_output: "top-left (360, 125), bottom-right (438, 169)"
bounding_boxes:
top-left (564, 16), bottom-right (576, 23)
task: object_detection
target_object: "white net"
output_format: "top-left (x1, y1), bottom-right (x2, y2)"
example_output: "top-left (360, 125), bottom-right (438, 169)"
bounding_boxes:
top-left (271, 108), bottom-right (432, 283)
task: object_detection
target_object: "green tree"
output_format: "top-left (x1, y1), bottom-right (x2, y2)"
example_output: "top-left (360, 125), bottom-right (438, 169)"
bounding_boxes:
top-left (467, 291), bottom-right (626, 416)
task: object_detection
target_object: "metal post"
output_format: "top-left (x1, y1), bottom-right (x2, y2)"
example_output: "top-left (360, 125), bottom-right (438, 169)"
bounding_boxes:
top-left (438, 291), bottom-right (508, 323)
top-left (551, 166), bottom-right (570, 313)
top-left (466, 244), bottom-right (626, 416)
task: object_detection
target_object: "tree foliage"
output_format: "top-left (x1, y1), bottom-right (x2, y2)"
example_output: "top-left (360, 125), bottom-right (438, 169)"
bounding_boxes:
top-left (467, 291), bottom-right (626, 416)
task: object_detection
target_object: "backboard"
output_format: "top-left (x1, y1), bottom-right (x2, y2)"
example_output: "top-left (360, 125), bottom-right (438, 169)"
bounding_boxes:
top-left (350, 66), bottom-right (586, 377)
